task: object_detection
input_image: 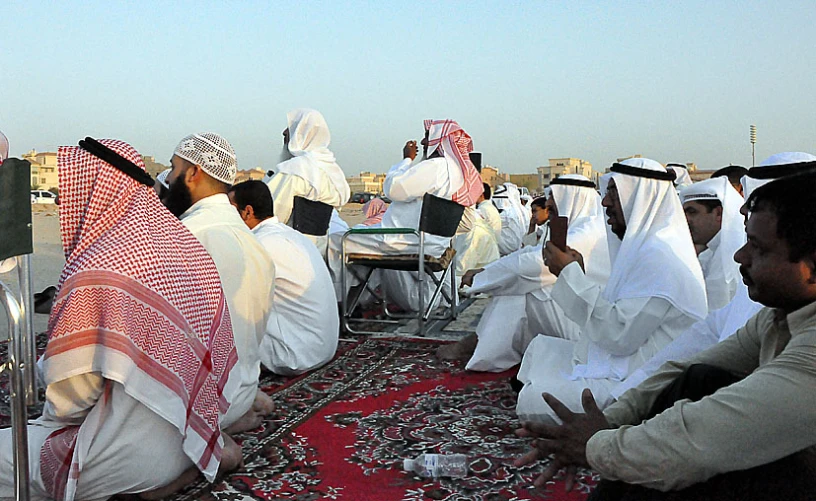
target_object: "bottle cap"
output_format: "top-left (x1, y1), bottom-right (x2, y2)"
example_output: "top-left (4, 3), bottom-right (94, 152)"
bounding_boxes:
top-left (403, 458), bottom-right (413, 471)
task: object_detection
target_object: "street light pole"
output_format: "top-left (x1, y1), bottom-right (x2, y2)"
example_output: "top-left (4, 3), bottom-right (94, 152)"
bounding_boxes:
top-left (750, 125), bottom-right (757, 166)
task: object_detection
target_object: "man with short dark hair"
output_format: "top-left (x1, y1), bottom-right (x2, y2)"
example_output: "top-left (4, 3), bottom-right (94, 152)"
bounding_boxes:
top-left (517, 172), bottom-right (816, 500)
top-left (228, 180), bottom-right (339, 375)
top-left (521, 196), bottom-right (550, 247)
top-left (477, 182), bottom-right (502, 238)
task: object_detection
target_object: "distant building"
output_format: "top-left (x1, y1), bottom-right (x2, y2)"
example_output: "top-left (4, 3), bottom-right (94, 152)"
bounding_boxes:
top-left (481, 164), bottom-right (509, 188)
top-left (234, 168), bottom-right (266, 183)
top-left (141, 155), bottom-right (169, 179)
top-left (347, 171), bottom-right (386, 194)
top-left (24, 150), bottom-right (58, 191)
top-left (509, 174), bottom-right (539, 194)
top-left (537, 158), bottom-right (593, 190)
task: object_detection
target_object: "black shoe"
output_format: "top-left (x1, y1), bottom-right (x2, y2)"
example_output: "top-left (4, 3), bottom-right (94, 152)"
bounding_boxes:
top-left (34, 286), bottom-right (57, 314)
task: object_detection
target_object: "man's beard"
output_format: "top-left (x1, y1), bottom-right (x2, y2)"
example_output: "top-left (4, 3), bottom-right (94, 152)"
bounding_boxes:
top-left (163, 175), bottom-right (194, 218)
top-left (280, 145), bottom-right (293, 164)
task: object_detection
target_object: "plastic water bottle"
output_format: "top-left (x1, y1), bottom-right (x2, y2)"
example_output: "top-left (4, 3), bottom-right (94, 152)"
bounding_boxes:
top-left (403, 454), bottom-right (468, 478)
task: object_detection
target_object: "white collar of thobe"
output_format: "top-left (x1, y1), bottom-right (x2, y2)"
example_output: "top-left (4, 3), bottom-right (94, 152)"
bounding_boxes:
top-left (252, 216), bottom-right (282, 234)
top-left (180, 193), bottom-right (231, 221)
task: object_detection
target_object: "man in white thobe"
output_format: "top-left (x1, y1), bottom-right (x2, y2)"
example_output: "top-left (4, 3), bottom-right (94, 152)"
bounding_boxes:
top-left (327, 119), bottom-right (482, 312)
top-left (492, 183), bottom-right (528, 256)
top-left (613, 151), bottom-right (816, 397)
top-left (516, 158), bottom-right (707, 423)
top-left (438, 175), bottom-right (610, 371)
top-left (164, 132), bottom-right (275, 433)
top-left (264, 109), bottom-right (350, 256)
top-left (228, 180), bottom-right (339, 375)
top-left (477, 182), bottom-right (502, 238)
top-left (680, 176), bottom-right (744, 311)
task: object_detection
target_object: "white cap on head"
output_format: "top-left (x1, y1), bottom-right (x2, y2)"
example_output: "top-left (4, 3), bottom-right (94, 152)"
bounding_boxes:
top-left (156, 168), bottom-right (171, 188)
top-left (173, 132), bottom-right (237, 185)
top-left (0, 130), bottom-right (8, 162)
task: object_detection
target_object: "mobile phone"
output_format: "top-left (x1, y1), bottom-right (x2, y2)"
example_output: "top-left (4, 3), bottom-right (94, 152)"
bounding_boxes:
top-left (549, 216), bottom-right (568, 251)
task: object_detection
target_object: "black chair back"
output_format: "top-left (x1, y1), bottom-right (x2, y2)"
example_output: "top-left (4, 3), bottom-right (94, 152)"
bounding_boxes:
top-left (419, 193), bottom-right (465, 238)
top-left (0, 159), bottom-right (33, 260)
top-left (292, 196), bottom-right (333, 236)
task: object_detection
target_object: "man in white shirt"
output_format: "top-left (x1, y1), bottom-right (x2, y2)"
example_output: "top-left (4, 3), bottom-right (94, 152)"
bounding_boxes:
top-left (492, 183), bottom-right (528, 256)
top-left (228, 180), bottom-right (339, 375)
top-left (164, 132), bottom-right (275, 434)
top-left (264, 109), bottom-right (350, 255)
top-left (516, 158), bottom-right (707, 423)
top-left (477, 182), bottom-right (502, 238)
top-left (680, 176), bottom-right (744, 311)
top-left (327, 119), bottom-right (482, 312)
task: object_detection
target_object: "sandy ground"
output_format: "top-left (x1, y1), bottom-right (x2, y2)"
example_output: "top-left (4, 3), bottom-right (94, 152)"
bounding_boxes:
top-left (0, 203), bottom-right (369, 338)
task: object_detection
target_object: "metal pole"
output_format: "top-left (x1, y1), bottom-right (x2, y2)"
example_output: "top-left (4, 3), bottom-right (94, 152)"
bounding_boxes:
top-left (750, 125), bottom-right (757, 167)
top-left (1, 282), bottom-right (32, 501)
top-left (17, 255), bottom-right (38, 405)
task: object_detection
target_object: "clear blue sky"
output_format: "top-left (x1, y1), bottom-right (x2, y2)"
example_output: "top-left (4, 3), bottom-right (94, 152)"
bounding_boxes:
top-left (2, 1), bottom-right (815, 175)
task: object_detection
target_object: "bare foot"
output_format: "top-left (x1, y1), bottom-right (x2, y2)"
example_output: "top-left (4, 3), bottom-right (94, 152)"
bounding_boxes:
top-left (253, 389), bottom-right (275, 415)
top-left (436, 333), bottom-right (478, 362)
top-left (137, 432), bottom-right (243, 500)
top-left (223, 389), bottom-right (274, 434)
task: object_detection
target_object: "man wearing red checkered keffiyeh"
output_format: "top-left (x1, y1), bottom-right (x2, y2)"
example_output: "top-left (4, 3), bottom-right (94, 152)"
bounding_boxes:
top-left (0, 138), bottom-right (243, 501)
top-left (327, 119), bottom-right (478, 312)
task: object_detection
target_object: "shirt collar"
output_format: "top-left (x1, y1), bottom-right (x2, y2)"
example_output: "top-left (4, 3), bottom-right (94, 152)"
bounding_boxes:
top-left (783, 300), bottom-right (816, 337)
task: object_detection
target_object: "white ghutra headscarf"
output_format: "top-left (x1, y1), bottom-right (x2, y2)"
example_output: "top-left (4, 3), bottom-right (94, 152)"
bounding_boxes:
top-left (600, 157), bottom-right (707, 321)
top-left (680, 176), bottom-right (745, 311)
top-left (742, 152), bottom-right (816, 198)
top-left (275, 108), bottom-right (350, 204)
top-left (549, 174), bottom-right (610, 285)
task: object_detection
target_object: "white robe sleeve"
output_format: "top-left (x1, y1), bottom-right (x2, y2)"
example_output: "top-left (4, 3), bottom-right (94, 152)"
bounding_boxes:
top-left (471, 246), bottom-right (556, 297)
top-left (383, 158), bottom-right (446, 202)
top-left (553, 262), bottom-right (674, 357)
top-left (42, 372), bottom-right (105, 424)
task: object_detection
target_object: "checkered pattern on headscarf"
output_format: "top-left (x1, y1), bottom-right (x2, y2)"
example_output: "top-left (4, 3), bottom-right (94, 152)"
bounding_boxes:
top-left (423, 119), bottom-right (482, 207)
top-left (40, 139), bottom-right (239, 500)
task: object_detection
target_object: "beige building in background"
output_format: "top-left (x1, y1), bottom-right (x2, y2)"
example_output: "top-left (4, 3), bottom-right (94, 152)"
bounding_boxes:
top-left (235, 168), bottom-right (266, 183)
top-left (347, 171), bottom-right (386, 194)
top-left (537, 158), bottom-right (593, 190)
top-left (142, 155), bottom-right (169, 179)
top-left (24, 150), bottom-right (58, 190)
top-left (481, 164), bottom-right (509, 188)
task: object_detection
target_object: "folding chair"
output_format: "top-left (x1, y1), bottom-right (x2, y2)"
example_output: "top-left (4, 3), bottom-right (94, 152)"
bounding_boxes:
top-left (291, 196), bottom-right (333, 236)
top-left (340, 193), bottom-right (465, 336)
top-left (0, 157), bottom-right (40, 500)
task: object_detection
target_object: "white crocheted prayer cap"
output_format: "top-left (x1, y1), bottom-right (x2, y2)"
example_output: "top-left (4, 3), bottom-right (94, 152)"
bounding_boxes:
top-left (173, 132), bottom-right (237, 185)
top-left (156, 168), bottom-right (171, 188)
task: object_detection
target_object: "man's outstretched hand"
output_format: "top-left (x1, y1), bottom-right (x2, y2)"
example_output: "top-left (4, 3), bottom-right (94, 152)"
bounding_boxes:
top-left (460, 268), bottom-right (484, 288)
top-left (514, 389), bottom-right (611, 491)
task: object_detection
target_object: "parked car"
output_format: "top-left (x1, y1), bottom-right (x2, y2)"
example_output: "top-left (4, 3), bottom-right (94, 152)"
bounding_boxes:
top-left (31, 190), bottom-right (57, 204)
top-left (349, 192), bottom-right (375, 204)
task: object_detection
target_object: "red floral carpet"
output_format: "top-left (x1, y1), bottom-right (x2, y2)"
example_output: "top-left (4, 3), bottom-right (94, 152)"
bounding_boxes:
top-left (1, 335), bottom-right (597, 500)
top-left (170, 337), bottom-right (597, 501)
